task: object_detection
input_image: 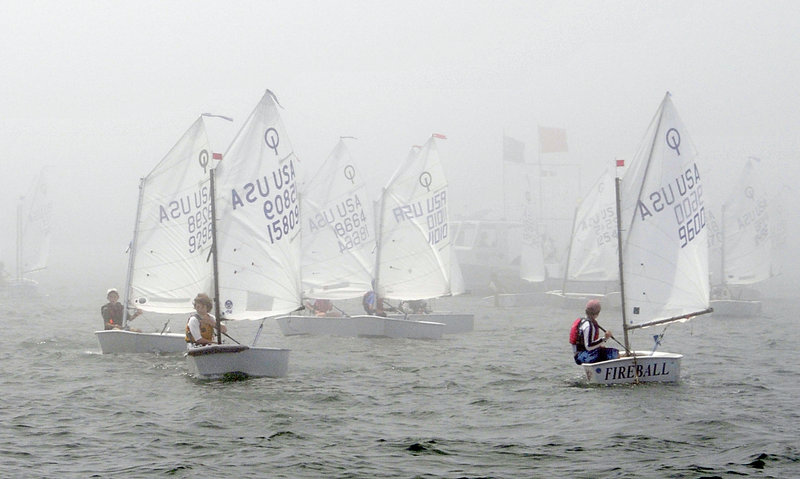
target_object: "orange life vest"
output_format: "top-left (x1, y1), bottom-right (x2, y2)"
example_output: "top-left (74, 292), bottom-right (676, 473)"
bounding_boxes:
top-left (185, 315), bottom-right (215, 343)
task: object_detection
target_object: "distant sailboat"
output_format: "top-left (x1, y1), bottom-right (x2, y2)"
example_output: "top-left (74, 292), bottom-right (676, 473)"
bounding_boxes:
top-left (377, 135), bottom-right (473, 334)
top-left (547, 169), bottom-right (620, 309)
top-left (275, 137), bottom-right (459, 338)
top-left (709, 157), bottom-right (770, 316)
top-left (579, 92), bottom-right (712, 385)
top-left (299, 138), bottom-right (376, 299)
top-left (5, 169), bottom-right (52, 294)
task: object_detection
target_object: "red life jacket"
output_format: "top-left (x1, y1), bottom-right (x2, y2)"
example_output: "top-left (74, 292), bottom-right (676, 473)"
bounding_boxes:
top-left (569, 317), bottom-right (584, 346)
top-left (570, 317), bottom-right (602, 353)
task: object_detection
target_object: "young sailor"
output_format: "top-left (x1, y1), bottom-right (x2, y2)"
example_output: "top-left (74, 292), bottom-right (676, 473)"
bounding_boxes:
top-left (573, 299), bottom-right (619, 364)
top-left (101, 288), bottom-right (142, 330)
top-left (185, 293), bottom-right (226, 347)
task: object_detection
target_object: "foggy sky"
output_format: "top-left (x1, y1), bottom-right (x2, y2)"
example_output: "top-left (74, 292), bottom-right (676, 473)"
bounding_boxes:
top-left (2, 0), bottom-right (799, 293)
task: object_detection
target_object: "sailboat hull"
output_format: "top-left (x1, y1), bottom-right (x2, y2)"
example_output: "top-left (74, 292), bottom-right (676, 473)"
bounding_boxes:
top-left (95, 330), bottom-right (186, 354)
top-left (710, 299), bottom-right (761, 317)
top-left (545, 290), bottom-right (622, 310)
top-left (386, 312), bottom-right (474, 334)
top-left (581, 351), bottom-right (682, 385)
top-left (185, 344), bottom-right (290, 379)
top-left (275, 314), bottom-right (444, 339)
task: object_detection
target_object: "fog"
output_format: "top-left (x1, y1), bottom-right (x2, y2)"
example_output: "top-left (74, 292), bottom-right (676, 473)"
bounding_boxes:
top-left (2, 1), bottom-right (799, 296)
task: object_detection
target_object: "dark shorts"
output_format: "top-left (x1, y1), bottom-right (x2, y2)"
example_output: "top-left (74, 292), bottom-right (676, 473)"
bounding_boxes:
top-left (575, 347), bottom-right (620, 365)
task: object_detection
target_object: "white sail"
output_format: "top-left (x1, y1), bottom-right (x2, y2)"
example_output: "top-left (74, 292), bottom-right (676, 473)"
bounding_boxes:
top-left (376, 136), bottom-right (451, 300)
top-left (565, 169), bottom-right (617, 283)
top-left (720, 158), bottom-right (771, 285)
top-left (301, 140), bottom-right (375, 299)
top-left (619, 93), bottom-right (710, 328)
top-left (18, 169), bottom-right (52, 277)
top-left (213, 90), bottom-right (303, 319)
top-left (128, 116), bottom-right (215, 314)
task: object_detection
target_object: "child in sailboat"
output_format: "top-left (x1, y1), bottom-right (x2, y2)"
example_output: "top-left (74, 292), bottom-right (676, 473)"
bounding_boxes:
top-left (185, 293), bottom-right (226, 347)
top-left (572, 299), bottom-right (619, 365)
top-left (304, 298), bottom-right (340, 316)
top-left (362, 281), bottom-right (386, 317)
top-left (101, 288), bottom-right (141, 331)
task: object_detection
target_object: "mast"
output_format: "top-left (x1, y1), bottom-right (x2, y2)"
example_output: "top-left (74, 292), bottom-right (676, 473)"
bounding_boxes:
top-left (122, 177), bottom-right (146, 329)
top-left (560, 204), bottom-right (580, 294)
top-left (373, 186), bottom-right (388, 298)
top-left (614, 176), bottom-right (630, 351)
top-left (620, 95), bottom-right (667, 351)
top-left (209, 168), bottom-right (223, 344)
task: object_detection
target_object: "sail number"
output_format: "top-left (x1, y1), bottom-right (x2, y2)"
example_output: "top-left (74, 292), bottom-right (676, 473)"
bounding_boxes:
top-left (583, 206), bottom-right (616, 247)
top-left (675, 188), bottom-right (705, 248)
top-left (188, 204), bottom-right (213, 253)
top-left (264, 186), bottom-right (300, 244)
top-left (337, 212), bottom-right (370, 253)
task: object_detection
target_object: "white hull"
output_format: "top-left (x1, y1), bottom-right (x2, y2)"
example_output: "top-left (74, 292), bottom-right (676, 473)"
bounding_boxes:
top-left (387, 312), bottom-right (474, 334)
top-left (185, 344), bottom-right (290, 379)
top-left (275, 314), bottom-right (444, 339)
top-left (545, 290), bottom-right (622, 310)
top-left (710, 299), bottom-right (761, 317)
top-left (481, 292), bottom-right (544, 308)
top-left (95, 329), bottom-right (186, 354)
top-left (581, 351), bottom-right (682, 385)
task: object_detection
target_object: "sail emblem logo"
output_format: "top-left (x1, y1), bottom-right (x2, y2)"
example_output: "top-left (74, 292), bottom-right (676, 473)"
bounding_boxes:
top-left (198, 149), bottom-right (210, 173)
top-left (224, 299), bottom-right (233, 313)
top-left (745, 186), bottom-right (754, 199)
top-left (343, 164), bottom-right (356, 184)
top-left (264, 127), bottom-right (280, 155)
top-left (666, 128), bottom-right (681, 155)
top-left (418, 171), bottom-right (433, 191)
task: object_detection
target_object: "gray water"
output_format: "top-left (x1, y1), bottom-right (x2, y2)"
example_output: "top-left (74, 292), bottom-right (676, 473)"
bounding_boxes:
top-left (1, 290), bottom-right (797, 478)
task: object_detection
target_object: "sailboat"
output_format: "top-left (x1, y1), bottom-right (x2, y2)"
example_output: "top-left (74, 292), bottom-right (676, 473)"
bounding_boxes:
top-left (185, 89), bottom-right (299, 379)
top-left (580, 92), bottom-right (712, 385)
top-left (370, 134), bottom-right (472, 335)
top-left (4, 169), bottom-right (52, 295)
top-left (95, 115), bottom-right (220, 354)
top-left (385, 249), bottom-right (473, 334)
top-left (546, 169), bottom-right (620, 309)
top-left (275, 138), bottom-right (429, 338)
top-left (709, 157), bottom-right (769, 316)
